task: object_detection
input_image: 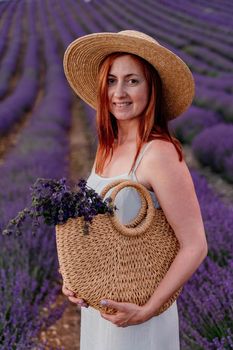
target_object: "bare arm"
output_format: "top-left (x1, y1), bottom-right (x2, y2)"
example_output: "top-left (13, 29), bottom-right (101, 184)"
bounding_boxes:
top-left (141, 141), bottom-right (208, 320)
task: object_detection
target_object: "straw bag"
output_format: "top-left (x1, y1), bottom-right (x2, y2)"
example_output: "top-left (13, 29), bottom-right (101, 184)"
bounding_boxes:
top-left (55, 179), bottom-right (182, 315)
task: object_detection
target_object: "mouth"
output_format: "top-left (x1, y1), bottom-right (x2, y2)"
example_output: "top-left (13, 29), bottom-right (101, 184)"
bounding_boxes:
top-left (113, 102), bottom-right (132, 108)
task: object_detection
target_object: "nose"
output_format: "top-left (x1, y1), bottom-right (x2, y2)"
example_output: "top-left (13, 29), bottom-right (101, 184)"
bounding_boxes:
top-left (113, 82), bottom-right (127, 98)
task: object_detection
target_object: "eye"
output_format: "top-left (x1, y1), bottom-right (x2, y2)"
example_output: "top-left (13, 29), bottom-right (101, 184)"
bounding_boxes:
top-left (107, 78), bottom-right (116, 85)
top-left (128, 79), bottom-right (139, 85)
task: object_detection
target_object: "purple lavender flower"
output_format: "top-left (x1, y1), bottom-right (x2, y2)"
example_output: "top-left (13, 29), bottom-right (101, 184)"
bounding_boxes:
top-left (192, 123), bottom-right (233, 182)
top-left (2, 177), bottom-right (117, 236)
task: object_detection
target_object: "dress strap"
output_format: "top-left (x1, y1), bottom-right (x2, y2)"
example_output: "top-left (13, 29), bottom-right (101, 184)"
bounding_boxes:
top-left (130, 140), bottom-right (154, 174)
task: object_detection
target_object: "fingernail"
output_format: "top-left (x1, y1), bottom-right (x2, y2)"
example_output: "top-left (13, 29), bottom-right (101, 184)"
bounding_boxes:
top-left (100, 300), bottom-right (108, 306)
top-left (81, 302), bottom-right (88, 307)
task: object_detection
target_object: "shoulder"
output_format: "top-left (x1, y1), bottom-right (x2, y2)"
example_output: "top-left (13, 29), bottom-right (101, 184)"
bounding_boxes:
top-left (145, 139), bottom-right (183, 165)
top-left (143, 139), bottom-right (192, 191)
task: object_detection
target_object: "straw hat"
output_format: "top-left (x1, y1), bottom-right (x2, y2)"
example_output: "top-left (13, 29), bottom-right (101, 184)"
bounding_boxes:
top-left (63, 30), bottom-right (195, 120)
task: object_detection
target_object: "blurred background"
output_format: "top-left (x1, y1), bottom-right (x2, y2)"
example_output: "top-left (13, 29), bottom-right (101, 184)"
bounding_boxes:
top-left (0, 0), bottom-right (232, 349)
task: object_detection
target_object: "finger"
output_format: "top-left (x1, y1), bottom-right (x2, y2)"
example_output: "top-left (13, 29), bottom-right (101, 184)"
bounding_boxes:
top-left (100, 299), bottom-right (125, 311)
top-left (62, 286), bottom-right (89, 305)
top-left (119, 323), bottom-right (128, 328)
top-left (62, 285), bottom-right (75, 297)
top-left (100, 312), bottom-right (117, 322)
top-left (101, 312), bottom-right (128, 327)
top-left (68, 296), bottom-right (89, 307)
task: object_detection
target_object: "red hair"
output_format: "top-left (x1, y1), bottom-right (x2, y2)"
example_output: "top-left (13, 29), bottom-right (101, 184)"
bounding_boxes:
top-left (94, 52), bottom-right (183, 175)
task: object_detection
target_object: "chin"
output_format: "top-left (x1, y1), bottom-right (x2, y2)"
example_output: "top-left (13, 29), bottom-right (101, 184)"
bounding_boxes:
top-left (115, 115), bottom-right (133, 121)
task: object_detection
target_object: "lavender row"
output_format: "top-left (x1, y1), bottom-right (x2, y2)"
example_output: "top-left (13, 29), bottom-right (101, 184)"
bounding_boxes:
top-left (195, 86), bottom-right (233, 123)
top-left (0, 0), bottom-right (73, 347)
top-left (0, 1), bottom-right (25, 99)
top-left (156, 0), bottom-right (233, 40)
top-left (155, 0), bottom-right (233, 43)
top-left (169, 45), bottom-right (218, 77)
top-left (0, 1), bottom-right (40, 136)
top-left (170, 106), bottom-right (221, 143)
top-left (68, 0), bottom-right (104, 34)
top-left (106, 0), bottom-right (189, 47)
top-left (0, 1), bottom-right (18, 58)
top-left (128, 0), bottom-right (233, 63)
top-left (0, 0), bottom-right (13, 20)
top-left (122, 0), bottom-right (233, 75)
top-left (55, 0), bottom-right (86, 37)
top-left (179, 257), bottom-right (233, 349)
top-left (131, 0), bottom-right (233, 53)
top-left (178, 169), bottom-right (233, 348)
top-left (192, 169), bottom-right (233, 264)
top-left (154, 0), bottom-right (233, 46)
top-left (170, 107), bottom-right (232, 184)
top-left (163, 1), bottom-right (233, 58)
top-left (194, 72), bottom-right (233, 94)
top-left (145, 3), bottom-right (233, 78)
top-left (89, 0), bottom-right (124, 31)
top-left (76, 0), bottom-right (117, 33)
top-left (194, 0), bottom-right (233, 14)
top-left (0, 1), bottom-right (8, 16)
top-left (192, 123), bottom-right (233, 183)
top-left (183, 45), bottom-right (233, 72)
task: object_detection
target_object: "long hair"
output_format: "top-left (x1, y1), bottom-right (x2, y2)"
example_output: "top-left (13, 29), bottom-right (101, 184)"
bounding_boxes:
top-left (94, 52), bottom-right (183, 175)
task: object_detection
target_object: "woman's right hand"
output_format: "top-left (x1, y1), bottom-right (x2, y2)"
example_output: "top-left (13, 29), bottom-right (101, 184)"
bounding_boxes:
top-left (62, 284), bottom-right (89, 308)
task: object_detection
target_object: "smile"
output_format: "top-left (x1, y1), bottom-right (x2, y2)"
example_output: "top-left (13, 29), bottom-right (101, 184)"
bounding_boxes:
top-left (113, 102), bottom-right (132, 107)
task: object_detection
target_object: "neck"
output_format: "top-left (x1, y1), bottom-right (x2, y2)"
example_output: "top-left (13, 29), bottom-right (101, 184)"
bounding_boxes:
top-left (116, 120), bottom-right (139, 146)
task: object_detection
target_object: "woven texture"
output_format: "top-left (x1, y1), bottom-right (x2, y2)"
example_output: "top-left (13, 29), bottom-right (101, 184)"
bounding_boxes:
top-left (63, 30), bottom-right (195, 120)
top-left (55, 179), bottom-right (182, 315)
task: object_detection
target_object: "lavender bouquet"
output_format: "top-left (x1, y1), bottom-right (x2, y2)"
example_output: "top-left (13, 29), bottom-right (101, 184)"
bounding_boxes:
top-left (2, 177), bottom-right (117, 236)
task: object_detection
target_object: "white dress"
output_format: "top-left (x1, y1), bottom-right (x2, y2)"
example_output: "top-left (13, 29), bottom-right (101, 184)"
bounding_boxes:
top-left (80, 141), bottom-right (180, 350)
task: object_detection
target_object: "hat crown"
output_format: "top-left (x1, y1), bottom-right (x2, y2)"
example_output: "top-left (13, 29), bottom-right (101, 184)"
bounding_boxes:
top-left (118, 30), bottom-right (160, 46)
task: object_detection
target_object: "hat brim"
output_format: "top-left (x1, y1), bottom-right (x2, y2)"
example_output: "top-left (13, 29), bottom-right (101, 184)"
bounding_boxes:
top-left (63, 32), bottom-right (195, 120)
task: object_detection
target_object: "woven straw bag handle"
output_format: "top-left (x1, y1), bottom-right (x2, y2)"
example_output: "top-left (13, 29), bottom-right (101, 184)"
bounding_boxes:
top-left (100, 179), bottom-right (148, 228)
top-left (101, 179), bottom-right (155, 237)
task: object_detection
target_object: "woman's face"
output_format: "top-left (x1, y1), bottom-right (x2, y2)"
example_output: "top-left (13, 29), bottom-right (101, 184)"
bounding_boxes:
top-left (107, 55), bottom-right (149, 122)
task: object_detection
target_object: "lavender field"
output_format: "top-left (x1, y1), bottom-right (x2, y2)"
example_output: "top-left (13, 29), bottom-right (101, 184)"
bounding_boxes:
top-left (0, 0), bottom-right (232, 349)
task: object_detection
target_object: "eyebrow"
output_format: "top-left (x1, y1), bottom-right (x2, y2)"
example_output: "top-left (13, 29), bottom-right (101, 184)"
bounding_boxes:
top-left (108, 73), bottom-right (140, 77)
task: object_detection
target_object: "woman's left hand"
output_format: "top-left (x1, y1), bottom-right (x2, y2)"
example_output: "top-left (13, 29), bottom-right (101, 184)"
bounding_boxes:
top-left (99, 299), bottom-right (149, 327)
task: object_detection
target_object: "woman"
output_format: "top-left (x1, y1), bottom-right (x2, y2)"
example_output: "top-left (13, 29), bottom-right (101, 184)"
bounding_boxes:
top-left (62, 30), bottom-right (208, 349)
